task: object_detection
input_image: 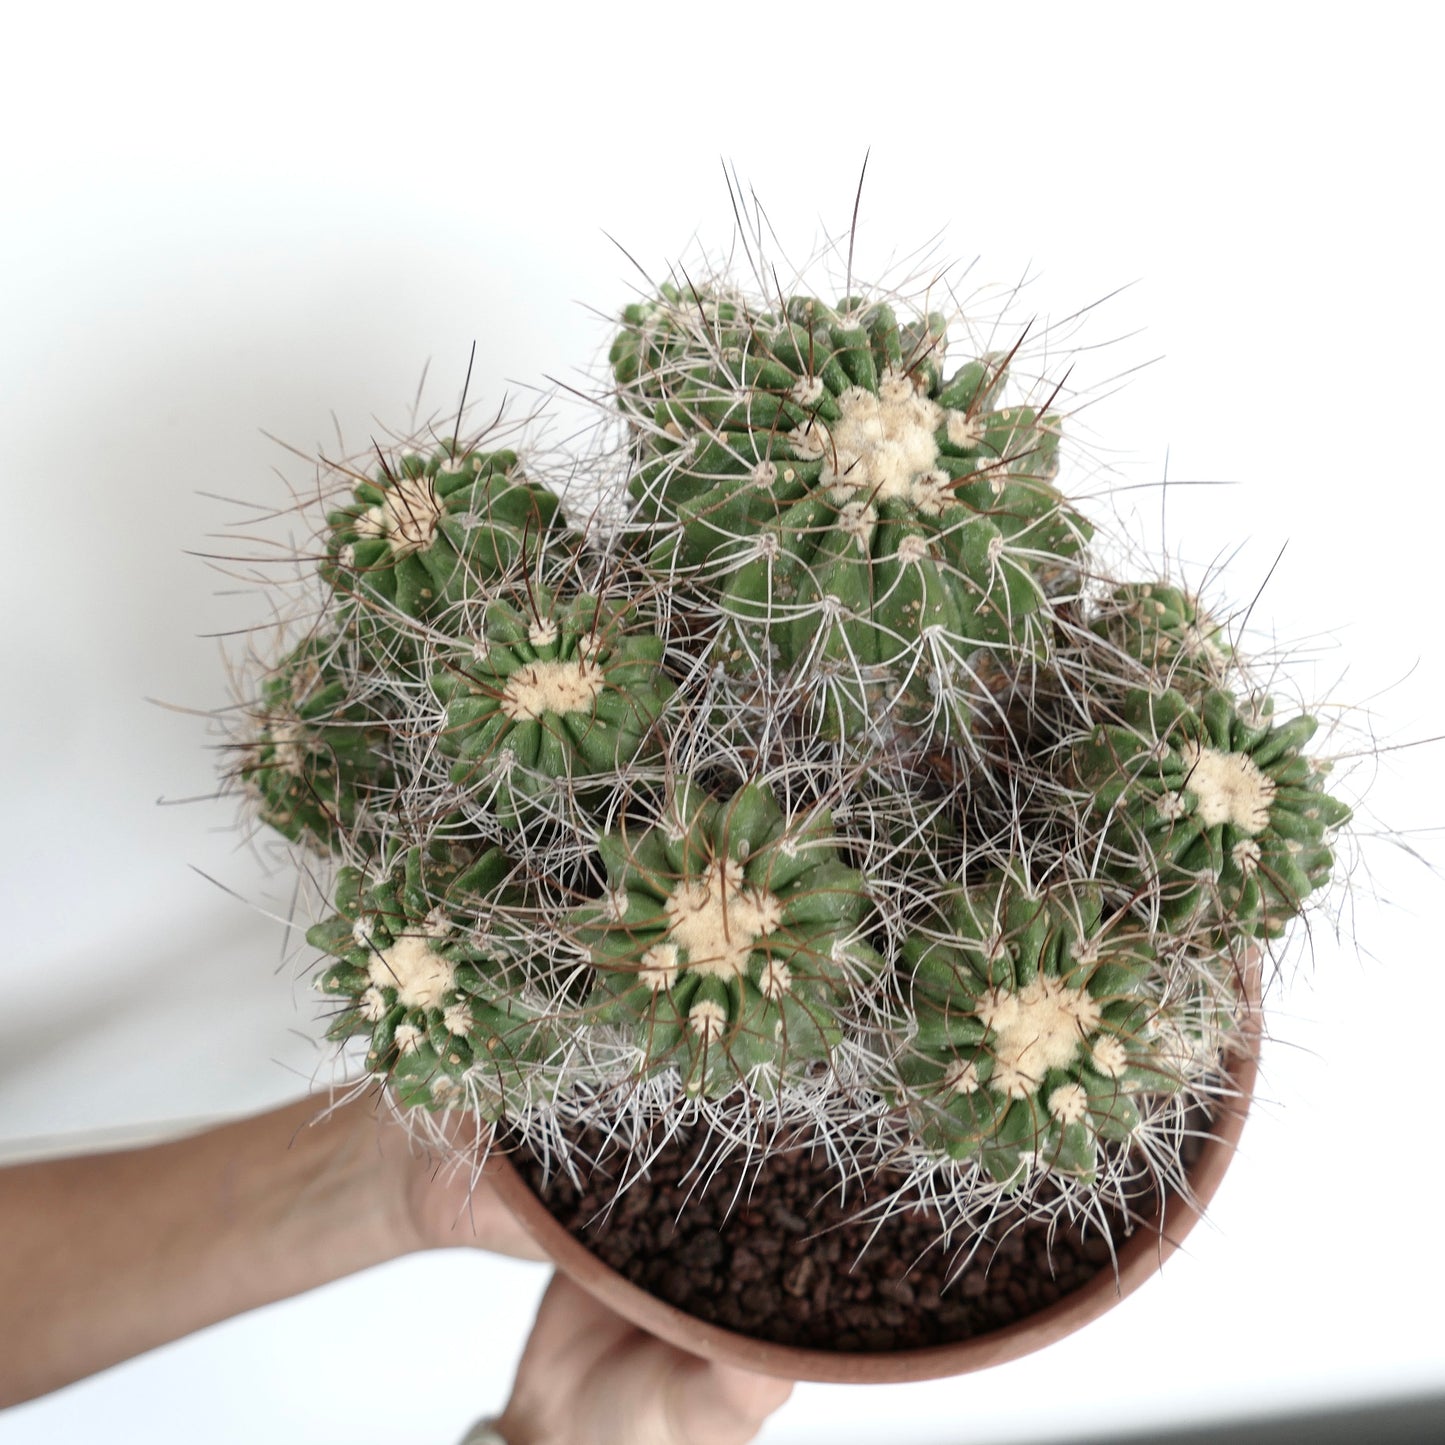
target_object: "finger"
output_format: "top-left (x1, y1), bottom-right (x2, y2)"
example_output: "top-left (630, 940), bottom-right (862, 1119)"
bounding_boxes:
top-left (537, 1277), bottom-right (795, 1444)
top-left (530, 1272), bottom-right (640, 1373)
top-left (664, 1356), bottom-right (796, 1445)
top-left (503, 1276), bottom-right (795, 1445)
top-left (498, 1274), bottom-right (654, 1445)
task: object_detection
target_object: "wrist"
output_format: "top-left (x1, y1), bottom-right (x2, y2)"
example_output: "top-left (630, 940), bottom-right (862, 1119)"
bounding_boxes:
top-left (353, 1094), bottom-right (445, 1255)
top-left (382, 1107), bottom-right (548, 1260)
top-left (231, 1093), bottom-right (420, 1279)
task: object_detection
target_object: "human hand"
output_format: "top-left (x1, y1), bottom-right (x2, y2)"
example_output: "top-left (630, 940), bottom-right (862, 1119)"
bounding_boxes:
top-left (493, 1273), bottom-right (794, 1445)
top-left (363, 1098), bottom-right (548, 1261)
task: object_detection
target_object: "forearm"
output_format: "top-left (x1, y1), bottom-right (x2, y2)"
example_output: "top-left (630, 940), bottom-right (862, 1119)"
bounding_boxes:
top-left (0, 1093), bottom-right (420, 1407)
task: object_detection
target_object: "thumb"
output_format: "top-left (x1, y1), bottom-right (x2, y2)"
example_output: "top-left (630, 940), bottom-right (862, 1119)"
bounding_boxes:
top-left (662, 1355), bottom-right (795, 1445)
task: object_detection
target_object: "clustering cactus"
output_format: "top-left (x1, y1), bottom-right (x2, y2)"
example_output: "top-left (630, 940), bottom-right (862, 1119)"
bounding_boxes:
top-left (224, 249), bottom-right (1352, 1260)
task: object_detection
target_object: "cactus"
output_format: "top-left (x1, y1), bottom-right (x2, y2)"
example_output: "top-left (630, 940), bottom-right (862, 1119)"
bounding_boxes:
top-left (430, 587), bottom-right (675, 829)
top-left (1072, 685), bottom-right (1351, 936)
top-left (223, 238), bottom-right (1354, 1271)
top-left (896, 872), bottom-right (1211, 1184)
top-left (233, 631), bottom-right (397, 854)
top-left (1092, 581), bottom-right (1232, 694)
top-left (572, 780), bottom-right (878, 1096)
top-left (321, 444), bottom-right (574, 651)
top-left (610, 287), bottom-right (1090, 743)
top-left (308, 844), bottom-right (555, 1115)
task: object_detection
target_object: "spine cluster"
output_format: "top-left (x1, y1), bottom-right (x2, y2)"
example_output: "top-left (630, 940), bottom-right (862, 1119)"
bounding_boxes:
top-left (227, 269), bottom-right (1352, 1241)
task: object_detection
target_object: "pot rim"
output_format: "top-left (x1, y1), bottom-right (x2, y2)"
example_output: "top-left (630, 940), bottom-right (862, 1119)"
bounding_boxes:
top-left (485, 1010), bottom-right (1260, 1384)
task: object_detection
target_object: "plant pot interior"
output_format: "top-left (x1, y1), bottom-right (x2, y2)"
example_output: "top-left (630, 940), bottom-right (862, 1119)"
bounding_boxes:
top-left (502, 1101), bottom-right (1219, 1360)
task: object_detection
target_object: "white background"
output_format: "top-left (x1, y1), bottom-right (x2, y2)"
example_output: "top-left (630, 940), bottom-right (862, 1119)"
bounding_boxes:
top-left (2, 2), bottom-right (1442, 1441)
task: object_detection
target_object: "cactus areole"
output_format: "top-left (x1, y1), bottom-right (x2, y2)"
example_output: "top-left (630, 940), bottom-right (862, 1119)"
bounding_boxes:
top-left (225, 247), bottom-right (1351, 1378)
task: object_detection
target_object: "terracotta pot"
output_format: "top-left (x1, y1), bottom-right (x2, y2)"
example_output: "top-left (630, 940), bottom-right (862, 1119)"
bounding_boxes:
top-left (486, 1005), bottom-right (1260, 1385)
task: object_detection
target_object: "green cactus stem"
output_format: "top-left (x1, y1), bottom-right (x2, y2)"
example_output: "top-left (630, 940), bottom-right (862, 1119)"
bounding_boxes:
top-left (1072, 687), bottom-right (1352, 935)
top-left (1092, 581), bottom-right (1232, 692)
top-left (430, 588), bottom-right (675, 827)
top-left (239, 632), bottom-right (395, 855)
top-left (308, 845), bottom-right (553, 1113)
top-left (573, 780), bottom-right (878, 1096)
top-left (611, 291), bottom-right (1091, 740)
top-left (321, 445), bottom-right (570, 627)
top-left (897, 873), bottom-right (1201, 1184)
top-left (609, 285), bottom-right (759, 414)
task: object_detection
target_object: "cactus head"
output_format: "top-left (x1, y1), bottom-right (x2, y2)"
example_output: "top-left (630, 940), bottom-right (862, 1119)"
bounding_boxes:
top-left (895, 872), bottom-right (1210, 1184)
top-left (235, 632), bottom-right (395, 856)
top-left (321, 444), bottom-right (573, 642)
top-left (1093, 581), bottom-right (1233, 693)
top-left (610, 289), bottom-right (1092, 746)
top-left (308, 845), bottom-right (555, 1114)
top-left (1072, 686), bottom-right (1352, 935)
top-left (573, 780), bottom-right (877, 1097)
top-left (430, 587), bottom-right (675, 830)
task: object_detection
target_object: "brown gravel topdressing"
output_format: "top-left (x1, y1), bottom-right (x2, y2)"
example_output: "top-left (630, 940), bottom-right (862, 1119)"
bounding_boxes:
top-left (509, 1122), bottom-right (1192, 1352)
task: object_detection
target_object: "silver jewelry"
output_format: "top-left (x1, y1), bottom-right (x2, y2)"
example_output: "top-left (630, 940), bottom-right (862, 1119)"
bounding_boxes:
top-left (456, 1419), bottom-right (509, 1445)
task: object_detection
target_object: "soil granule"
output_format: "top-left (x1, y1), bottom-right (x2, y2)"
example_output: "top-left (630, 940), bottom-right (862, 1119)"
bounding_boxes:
top-left (508, 1122), bottom-right (1203, 1353)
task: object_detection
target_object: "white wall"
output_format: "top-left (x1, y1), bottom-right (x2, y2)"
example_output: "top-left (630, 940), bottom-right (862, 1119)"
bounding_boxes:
top-left (3, 3), bottom-right (1442, 1441)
